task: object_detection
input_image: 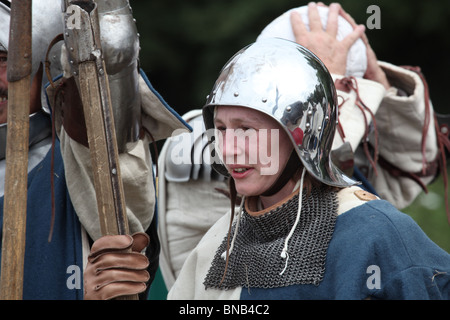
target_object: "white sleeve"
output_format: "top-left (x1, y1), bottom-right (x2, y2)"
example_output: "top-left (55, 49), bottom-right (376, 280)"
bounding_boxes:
top-left (368, 62), bottom-right (438, 208)
top-left (331, 74), bottom-right (386, 152)
top-left (374, 61), bottom-right (437, 174)
top-left (331, 63), bottom-right (438, 209)
top-left (167, 213), bottom-right (241, 300)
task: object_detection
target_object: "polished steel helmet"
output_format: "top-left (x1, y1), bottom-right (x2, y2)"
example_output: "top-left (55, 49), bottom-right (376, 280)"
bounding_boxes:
top-left (203, 38), bottom-right (356, 187)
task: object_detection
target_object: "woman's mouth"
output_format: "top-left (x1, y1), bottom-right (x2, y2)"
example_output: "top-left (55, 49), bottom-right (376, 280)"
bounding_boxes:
top-left (229, 166), bottom-right (253, 178)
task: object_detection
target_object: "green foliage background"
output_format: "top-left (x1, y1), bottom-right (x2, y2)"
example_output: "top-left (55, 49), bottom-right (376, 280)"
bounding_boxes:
top-left (129, 0), bottom-right (450, 253)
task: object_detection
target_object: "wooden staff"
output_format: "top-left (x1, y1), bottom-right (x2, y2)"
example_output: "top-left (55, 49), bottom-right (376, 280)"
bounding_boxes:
top-left (0, 0), bottom-right (32, 300)
top-left (78, 59), bottom-right (129, 237)
top-left (67, 1), bottom-right (135, 299)
top-left (69, 0), bottom-right (129, 240)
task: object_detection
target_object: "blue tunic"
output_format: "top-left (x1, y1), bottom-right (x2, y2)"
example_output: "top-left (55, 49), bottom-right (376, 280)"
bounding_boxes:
top-left (241, 200), bottom-right (450, 300)
top-left (0, 140), bottom-right (84, 299)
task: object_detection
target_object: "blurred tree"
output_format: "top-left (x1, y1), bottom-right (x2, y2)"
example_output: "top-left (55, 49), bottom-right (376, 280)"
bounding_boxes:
top-left (130, 0), bottom-right (450, 115)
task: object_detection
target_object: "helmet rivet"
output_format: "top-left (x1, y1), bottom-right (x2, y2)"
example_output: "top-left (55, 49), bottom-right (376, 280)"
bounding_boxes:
top-left (306, 123), bottom-right (310, 128)
top-left (234, 92), bottom-right (239, 97)
top-left (262, 98), bottom-right (267, 103)
top-left (286, 106), bottom-right (292, 112)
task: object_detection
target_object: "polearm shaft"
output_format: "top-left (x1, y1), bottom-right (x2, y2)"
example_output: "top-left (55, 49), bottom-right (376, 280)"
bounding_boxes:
top-left (78, 59), bottom-right (129, 236)
top-left (64, 0), bottom-right (136, 299)
top-left (67, 0), bottom-right (129, 237)
top-left (0, 0), bottom-right (32, 300)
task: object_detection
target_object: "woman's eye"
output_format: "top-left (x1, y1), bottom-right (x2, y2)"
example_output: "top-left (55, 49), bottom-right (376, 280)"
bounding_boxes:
top-left (239, 126), bottom-right (255, 132)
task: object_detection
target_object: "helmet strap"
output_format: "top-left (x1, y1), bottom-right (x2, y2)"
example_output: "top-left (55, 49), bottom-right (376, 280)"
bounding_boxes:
top-left (261, 150), bottom-right (301, 197)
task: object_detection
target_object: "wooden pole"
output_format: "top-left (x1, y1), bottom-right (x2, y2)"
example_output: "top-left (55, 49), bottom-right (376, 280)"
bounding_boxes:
top-left (0, 0), bottom-right (32, 300)
top-left (70, 1), bottom-right (136, 299)
top-left (78, 60), bottom-right (129, 236)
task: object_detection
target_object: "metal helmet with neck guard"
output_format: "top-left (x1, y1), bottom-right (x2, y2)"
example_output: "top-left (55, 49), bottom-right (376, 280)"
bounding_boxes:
top-left (202, 38), bottom-right (357, 188)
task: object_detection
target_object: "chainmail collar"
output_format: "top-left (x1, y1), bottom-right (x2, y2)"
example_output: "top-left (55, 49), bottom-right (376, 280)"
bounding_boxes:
top-left (204, 185), bottom-right (338, 290)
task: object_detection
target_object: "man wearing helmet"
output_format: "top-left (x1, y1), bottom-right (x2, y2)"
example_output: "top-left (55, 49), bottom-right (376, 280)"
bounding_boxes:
top-left (0, 0), bottom-right (188, 299)
top-left (166, 38), bottom-right (450, 300)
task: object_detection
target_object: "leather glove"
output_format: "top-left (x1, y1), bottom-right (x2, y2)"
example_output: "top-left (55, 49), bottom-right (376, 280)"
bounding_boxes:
top-left (84, 232), bottom-right (150, 300)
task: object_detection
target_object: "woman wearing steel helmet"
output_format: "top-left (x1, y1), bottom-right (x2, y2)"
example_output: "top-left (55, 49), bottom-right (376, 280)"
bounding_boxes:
top-left (154, 3), bottom-right (445, 296)
top-left (166, 38), bottom-right (450, 300)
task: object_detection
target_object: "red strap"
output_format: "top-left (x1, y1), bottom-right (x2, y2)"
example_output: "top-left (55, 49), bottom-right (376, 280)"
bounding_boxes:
top-left (335, 77), bottom-right (379, 175)
top-left (400, 66), bottom-right (432, 175)
top-left (336, 94), bottom-right (347, 142)
top-left (435, 113), bottom-right (450, 224)
top-left (48, 78), bottom-right (66, 242)
top-left (401, 66), bottom-right (450, 224)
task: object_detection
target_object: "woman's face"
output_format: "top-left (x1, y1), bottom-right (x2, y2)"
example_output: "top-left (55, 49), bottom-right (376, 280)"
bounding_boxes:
top-left (214, 105), bottom-right (294, 197)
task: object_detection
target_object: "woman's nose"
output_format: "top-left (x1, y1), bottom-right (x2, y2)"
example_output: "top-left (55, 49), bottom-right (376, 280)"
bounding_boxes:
top-left (221, 129), bottom-right (244, 162)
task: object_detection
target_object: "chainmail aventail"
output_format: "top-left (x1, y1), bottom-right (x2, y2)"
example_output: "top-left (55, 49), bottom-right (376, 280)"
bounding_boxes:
top-left (203, 185), bottom-right (338, 290)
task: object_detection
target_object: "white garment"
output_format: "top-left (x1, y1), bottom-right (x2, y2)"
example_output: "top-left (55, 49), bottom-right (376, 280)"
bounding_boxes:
top-left (256, 6), bottom-right (438, 209)
top-left (47, 74), bottom-right (190, 241)
top-left (257, 5), bottom-right (367, 78)
top-left (332, 61), bottom-right (437, 209)
top-left (167, 186), bottom-right (372, 300)
top-left (157, 110), bottom-right (230, 290)
top-left (161, 62), bottom-right (439, 290)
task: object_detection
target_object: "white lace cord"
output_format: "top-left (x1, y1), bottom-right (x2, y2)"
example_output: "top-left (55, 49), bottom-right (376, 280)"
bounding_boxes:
top-left (221, 196), bottom-right (246, 260)
top-left (280, 167), bottom-right (306, 275)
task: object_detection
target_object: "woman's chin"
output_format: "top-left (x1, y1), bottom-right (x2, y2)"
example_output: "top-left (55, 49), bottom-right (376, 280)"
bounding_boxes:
top-left (234, 183), bottom-right (263, 198)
